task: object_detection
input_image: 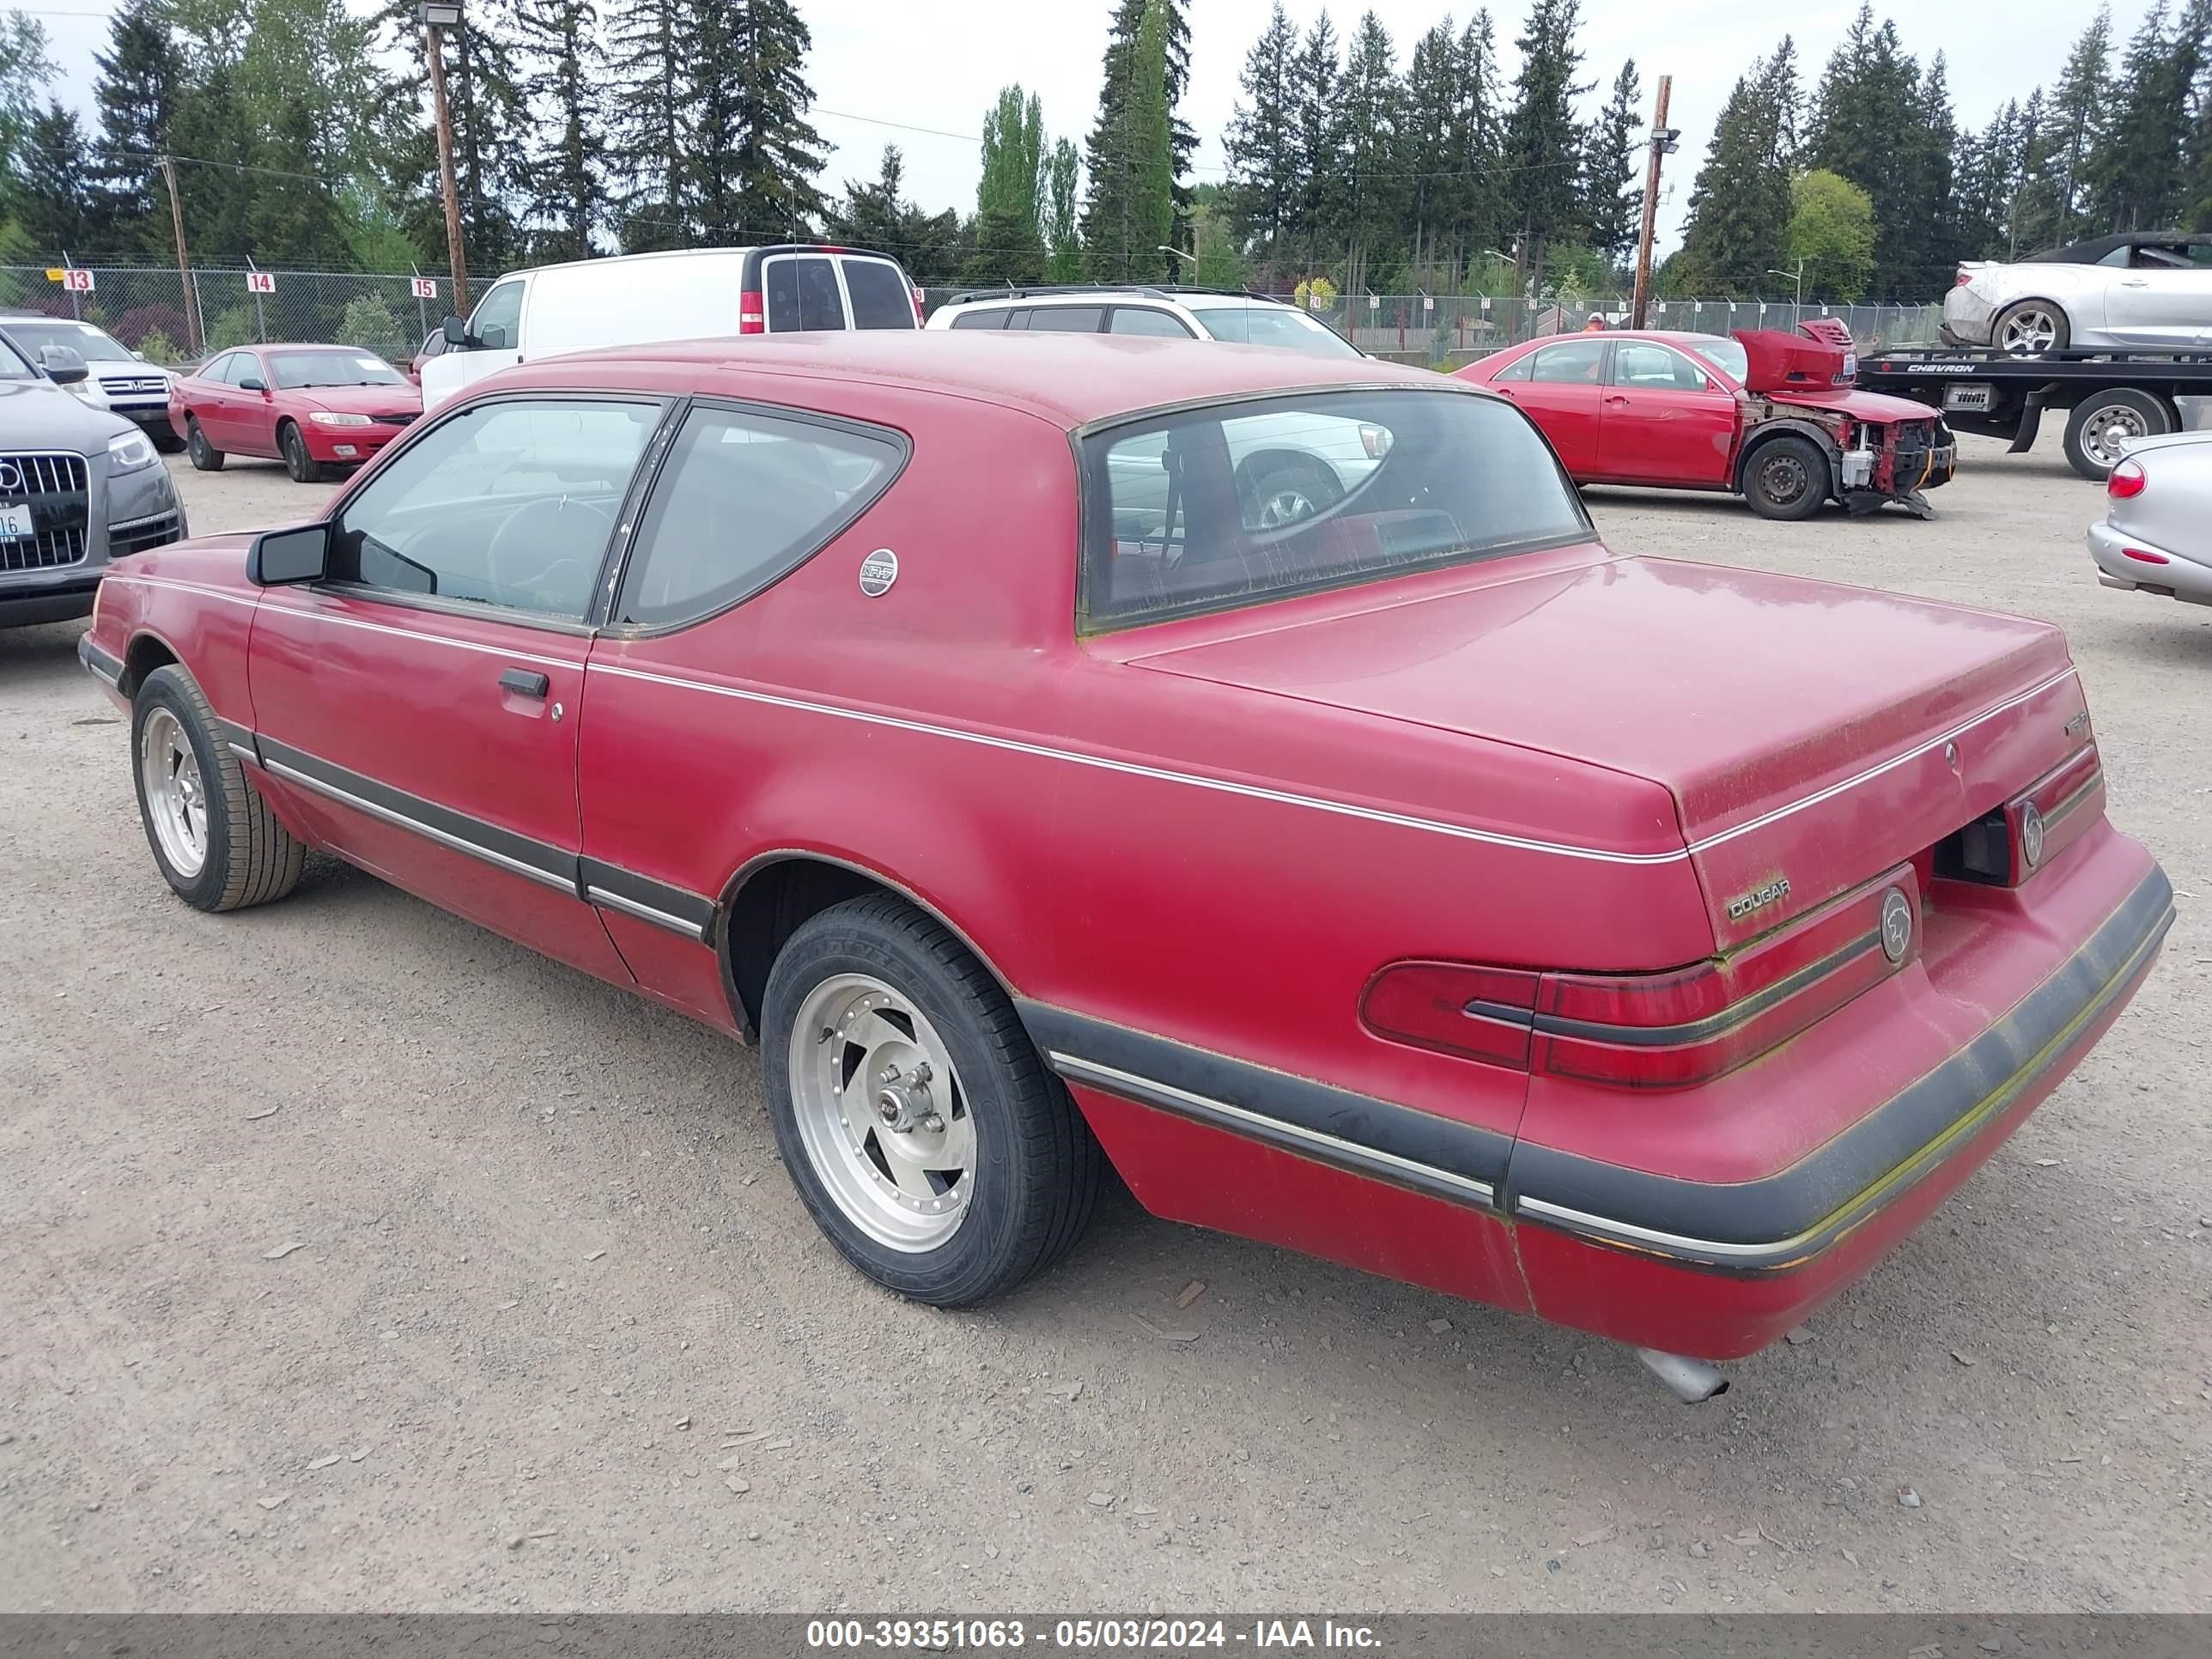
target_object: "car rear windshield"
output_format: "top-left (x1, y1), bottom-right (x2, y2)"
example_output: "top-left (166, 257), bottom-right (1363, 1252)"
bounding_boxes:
top-left (269, 350), bottom-right (407, 388)
top-left (1182, 301), bottom-right (1361, 357)
top-left (1079, 387), bottom-right (1589, 629)
top-left (841, 258), bottom-right (918, 329)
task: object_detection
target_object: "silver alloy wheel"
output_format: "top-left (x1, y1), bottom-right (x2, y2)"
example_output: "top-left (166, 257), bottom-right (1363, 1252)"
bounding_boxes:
top-left (1997, 304), bottom-right (2062, 357)
top-left (139, 706), bottom-right (208, 878)
top-left (787, 972), bottom-right (975, 1252)
top-left (2076, 400), bottom-right (2150, 471)
top-left (1252, 487), bottom-right (1320, 529)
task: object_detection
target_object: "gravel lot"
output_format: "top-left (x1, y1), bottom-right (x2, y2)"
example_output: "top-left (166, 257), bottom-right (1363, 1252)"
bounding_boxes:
top-left (3, 434), bottom-right (2208, 1614)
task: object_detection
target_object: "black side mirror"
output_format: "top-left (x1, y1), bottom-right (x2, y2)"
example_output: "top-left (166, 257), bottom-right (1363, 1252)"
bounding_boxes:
top-left (441, 315), bottom-right (472, 348)
top-left (249, 524), bottom-right (330, 586)
top-left (40, 345), bottom-right (88, 386)
top-left (238, 374), bottom-right (268, 394)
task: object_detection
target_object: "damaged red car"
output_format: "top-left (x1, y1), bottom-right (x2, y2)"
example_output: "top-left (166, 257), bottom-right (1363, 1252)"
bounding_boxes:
top-left (1457, 319), bottom-right (1958, 520)
top-left (82, 333), bottom-right (2165, 1398)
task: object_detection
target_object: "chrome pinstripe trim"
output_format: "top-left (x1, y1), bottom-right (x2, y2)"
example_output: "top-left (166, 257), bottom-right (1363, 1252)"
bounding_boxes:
top-left (262, 757), bottom-right (576, 894)
top-left (260, 601), bottom-right (575, 669)
top-left (1512, 1196), bottom-right (1796, 1262)
top-left (590, 662), bottom-right (1686, 866)
top-left (586, 884), bottom-right (706, 940)
top-left (103, 574), bottom-right (261, 609)
top-left (1048, 1051), bottom-right (1498, 1206)
top-left (1686, 665), bottom-right (2082, 854)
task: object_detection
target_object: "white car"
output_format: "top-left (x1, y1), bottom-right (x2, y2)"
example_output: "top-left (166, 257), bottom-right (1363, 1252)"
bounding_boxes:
top-left (0, 312), bottom-right (180, 450)
top-left (927, 284), bottom-right (1361, 358)
top-left (1946, 232), bottom-right (2212, 356)
top-left (2088, 431), bottom-right (2212, 607)
top-left (422, 243), bottom-right (922, 410)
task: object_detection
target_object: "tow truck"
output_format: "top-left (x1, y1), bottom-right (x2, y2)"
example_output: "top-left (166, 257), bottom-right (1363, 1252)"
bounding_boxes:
top-left (1856, 346), bottom-right (2212, 482)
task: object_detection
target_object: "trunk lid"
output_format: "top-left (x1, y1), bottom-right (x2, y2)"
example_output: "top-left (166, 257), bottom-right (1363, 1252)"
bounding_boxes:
top-left (1130, 556), bottom-right (2086, 946)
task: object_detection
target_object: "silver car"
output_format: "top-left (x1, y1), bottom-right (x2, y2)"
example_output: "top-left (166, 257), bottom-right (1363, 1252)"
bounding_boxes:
top-left (1946, 233), bottom-right (2212, 356)
top-left (2087, 431), bottom-right (2212, 607)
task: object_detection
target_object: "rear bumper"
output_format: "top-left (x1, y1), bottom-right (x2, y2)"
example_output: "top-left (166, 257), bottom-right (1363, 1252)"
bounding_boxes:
top-left (2087, 520), bottom-right (2212, 604)
top-left (1942, 287), bottom-right (1996, 346)
top-left (1036, 848), bottom-right (2172, 1364)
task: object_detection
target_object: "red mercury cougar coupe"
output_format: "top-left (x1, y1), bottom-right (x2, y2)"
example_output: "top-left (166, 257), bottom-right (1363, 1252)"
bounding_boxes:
top-left (81, 332), bottom-right (2167, 1398)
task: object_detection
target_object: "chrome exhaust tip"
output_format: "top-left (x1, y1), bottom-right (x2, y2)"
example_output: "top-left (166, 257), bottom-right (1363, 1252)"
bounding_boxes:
top-left (1636, 1347), bottom-right (1731, 1403)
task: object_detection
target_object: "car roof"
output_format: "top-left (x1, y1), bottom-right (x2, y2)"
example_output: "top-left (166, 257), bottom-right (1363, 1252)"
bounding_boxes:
top-left (2024, 230), bottom-right (2212, 263)
top-left (520, 331), bottom-right (1449, 430)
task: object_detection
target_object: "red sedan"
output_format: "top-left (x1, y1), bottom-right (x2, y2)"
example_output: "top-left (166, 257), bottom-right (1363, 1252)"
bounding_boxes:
top-left (82, 332), bottom-right (2167, 1396)
top-left (167, 343), bottom-right (422, 483)
top-left (1457, 325), bottom-right (1958, 520)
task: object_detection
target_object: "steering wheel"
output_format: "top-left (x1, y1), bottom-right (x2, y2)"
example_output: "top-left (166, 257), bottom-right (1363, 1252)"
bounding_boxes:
top-left (483, 495), bottom-right (615, 611)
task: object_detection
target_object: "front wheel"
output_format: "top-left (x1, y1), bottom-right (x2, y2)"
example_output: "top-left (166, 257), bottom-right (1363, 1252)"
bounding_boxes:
top-left (2063, 389), bottom-right (2176, 481)
top-left (280, 422), bottom-right (324, 484)
top-left (761, 893), bottom-right (1101, 1307)
top-left (1742, 434), bottom-right (1831, 521)
top-left (131, 665), bottom-right (305, 912)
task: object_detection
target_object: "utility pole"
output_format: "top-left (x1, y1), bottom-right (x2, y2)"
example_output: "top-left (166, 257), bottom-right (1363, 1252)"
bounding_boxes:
top-left (157, 155), bottom-right (202, 355)
top-left (1630, 75), bottom-right (1676, 330)
top-left (421, 3), bottom-right (471, 316)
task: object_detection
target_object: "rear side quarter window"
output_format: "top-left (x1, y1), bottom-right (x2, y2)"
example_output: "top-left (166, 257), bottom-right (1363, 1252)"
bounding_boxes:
top-left (611, 404), bottom-right (908, 629)
top-left (842, 258), bottom-right (919, 329)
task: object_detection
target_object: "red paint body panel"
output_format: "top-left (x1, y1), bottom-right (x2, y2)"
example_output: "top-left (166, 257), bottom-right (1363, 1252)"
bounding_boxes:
top-left (1596, 382), bottom-right (1737, 485)
top-left (88, 331), bottom-right (2170, 1374)
top-left (167, 345), bottom-right (420, 465)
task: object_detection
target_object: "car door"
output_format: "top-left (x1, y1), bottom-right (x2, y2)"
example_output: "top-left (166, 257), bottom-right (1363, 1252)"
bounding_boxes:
top-left (190, 354), bottom-right (244, 448)
top-left (448, 278), bottom-right (527, 397)
top-left (229, 349), bottom-right (281, 458)
top-left (763, 254), bottom-right (850, 332)
top-left (2102, 242), bottom-right (2212, 345)
top-left (248, 393), bottom-right (669, 981)
top-left (576, 399), bottom-right (910, 1022)
top-left (1498, 338), bottom-right (1608, 475)
top-left (1595, 340), bottom-right (1738, 485)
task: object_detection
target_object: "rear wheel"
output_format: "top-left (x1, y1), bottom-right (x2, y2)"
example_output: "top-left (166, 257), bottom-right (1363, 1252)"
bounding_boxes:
top-left (2063, 389), bottom-right (2176, 481)
top-left (1741, 434), bottom-right (1831, 521)
top-left (185, 417), bottom-right (224, 471)
top-left (761, 893), bottom-right (1101, 1307)
top-left (1993, 300), bottom-right (2069, 358)
top-left (280, 421), bottom-right (324, 484)
top-left (131, 665), bottom-right (305, 912)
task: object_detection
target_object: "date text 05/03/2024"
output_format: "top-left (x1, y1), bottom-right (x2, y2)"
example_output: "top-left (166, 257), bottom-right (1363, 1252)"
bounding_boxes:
top-left (804, 1619), bottom-right (1382, 1650)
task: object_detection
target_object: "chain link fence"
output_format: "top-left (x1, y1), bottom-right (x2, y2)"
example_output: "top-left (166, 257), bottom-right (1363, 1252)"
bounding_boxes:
top-left (0, 265), bottom-right (482, 366)
top-left (6, 264), bottom-right (1947, 370)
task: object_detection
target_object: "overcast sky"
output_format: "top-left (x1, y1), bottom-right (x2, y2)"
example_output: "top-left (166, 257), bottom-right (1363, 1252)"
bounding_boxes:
top-left (28, 0), bottom-right (2161, 256)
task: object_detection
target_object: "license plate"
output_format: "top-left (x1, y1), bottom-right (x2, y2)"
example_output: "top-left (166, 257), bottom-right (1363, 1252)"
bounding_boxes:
top-left (1943, 384), bottom-right (1995, 411)
top-left (0, 503), bottom-right (33, 541)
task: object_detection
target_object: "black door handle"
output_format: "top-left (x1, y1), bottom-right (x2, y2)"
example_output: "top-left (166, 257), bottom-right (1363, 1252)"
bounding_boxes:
top-left (499, 668), bottom-right (550, 698)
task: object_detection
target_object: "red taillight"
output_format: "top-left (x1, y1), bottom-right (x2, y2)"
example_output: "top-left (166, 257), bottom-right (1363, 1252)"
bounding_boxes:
top-left (739, 290), bottom-right (765, 334)
top-left (1954, 267), bottom-right (1973, 286)
top-left (2121, 547), bottom-right (2168, 563)
top-left (1360, 867), bottom-right (1920, 1091)
top-left (2107, 459), bottom-right (2145, 499)
top-left (912, 285), bottom-right (927, 324)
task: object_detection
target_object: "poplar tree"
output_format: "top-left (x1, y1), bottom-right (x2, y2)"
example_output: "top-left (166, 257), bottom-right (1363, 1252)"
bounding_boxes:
top-left (966, 86), bottom-right (1045, 284)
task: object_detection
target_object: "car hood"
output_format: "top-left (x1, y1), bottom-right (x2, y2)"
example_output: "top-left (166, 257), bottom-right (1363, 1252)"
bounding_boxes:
top-left (1130, 556), bottom-right (2081, 940)
top-left (0, 375), bottom-right (136, 450)
top-left (290, 382), bottom-right (421, 416)
top-left (1767, 386), bottom-right (1942, 423)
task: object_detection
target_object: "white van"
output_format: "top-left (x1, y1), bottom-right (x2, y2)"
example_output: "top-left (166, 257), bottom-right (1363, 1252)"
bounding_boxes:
top-left (420, 243), bottom-right (922, 410)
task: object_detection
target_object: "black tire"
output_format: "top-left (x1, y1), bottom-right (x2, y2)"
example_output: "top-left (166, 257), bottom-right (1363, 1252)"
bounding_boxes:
top-left (150, 426), bottom-right (186, 454)
top-left (2063, 388), bottom-right (2176, 482)
top-left (131, 665), bottom-right (306, 913)
top-left (280, 421), bottom-right (324, 484)
top-left (185, 417), bottom-right (224, 471)
top-left (1992, 299), bottom-right (2069, 358)
top-left (1238, 455), bottom-right (1344, 529)
top-left (1741, 434), bottom-right (1832, 521)
top-left (760, 893), bottom-right (1102, 1307)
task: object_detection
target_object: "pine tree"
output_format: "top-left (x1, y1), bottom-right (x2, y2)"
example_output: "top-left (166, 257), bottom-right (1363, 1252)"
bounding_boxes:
top-left (1452, 11), bottom-right (1505, 276)
top-left (0, 10), bottom-right (57, 198)
top-left (826, 145), bottom-right (960, 283)
top-left (1337, 11), bottom-right (1402, 293)
top-left (1584, 59), bottom-right (1644, 269)
top-left (514, 0), bottom-right (606, 261)
top-left (689, 0), bottom-right (827, 245)
top-left (1224, 2), bottom-right (1299, 254)
top-left (2040, 8), bottom-right (2114, 245)
top-left (1895, 52), bottom-right (1962, 296)
top-left (14, 101), bottom-right (94, 253)
top-left (1287, 10), bottom-right (1342, 276)
top-left (2094, 0), bottom-right (2209, 230)
top-left (1081, 0), bottom-right (1188, 281)
top-left (1670, 40), bottom-right (1796, 296)
top-left (604, 0), bottom-right (689, 247)
top-left (1501, 0), bottom-right (1591, 282)
top-left (88, 0), bottom-right (185, 256)
top-left (966, 86), bottom-right (1046, 284)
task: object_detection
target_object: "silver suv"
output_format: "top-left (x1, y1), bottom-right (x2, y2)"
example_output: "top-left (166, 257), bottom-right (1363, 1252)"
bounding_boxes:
top-left (0, 312), bottom-right (181, 451)
top-left (0, 333), bottom-right (187, 629)
top-left (925, 285), bottom-right (1361, 357)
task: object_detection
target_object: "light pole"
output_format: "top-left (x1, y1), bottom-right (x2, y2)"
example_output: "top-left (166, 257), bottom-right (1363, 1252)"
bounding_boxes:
top-left (1767, 259), bottom-right (1808, 325)
top-left (419, 3), bottom-right (471, 316)
top-left (1156, 245), bottom-right (1195, 280)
